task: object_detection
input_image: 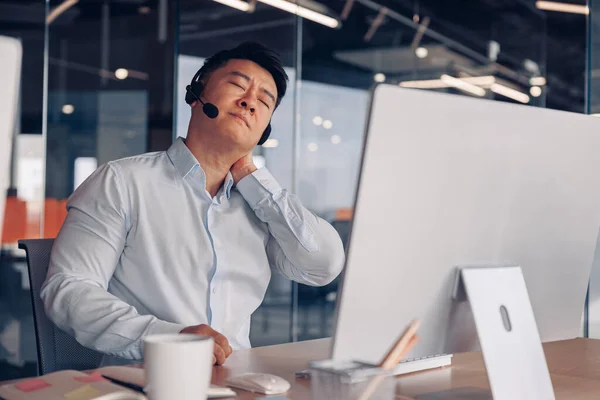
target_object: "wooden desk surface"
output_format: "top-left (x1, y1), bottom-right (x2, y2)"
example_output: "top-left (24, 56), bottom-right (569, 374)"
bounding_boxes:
top-left (210, 337), bottom-right (600, 399)
top-left (2, 338), bottom-right (600, 399)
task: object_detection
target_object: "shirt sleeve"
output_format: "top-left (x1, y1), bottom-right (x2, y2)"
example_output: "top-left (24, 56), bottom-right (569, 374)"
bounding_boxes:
top-left (235, 167), bottom-right (345, 286)
top-left (40, 162), bottom-right (185, 361)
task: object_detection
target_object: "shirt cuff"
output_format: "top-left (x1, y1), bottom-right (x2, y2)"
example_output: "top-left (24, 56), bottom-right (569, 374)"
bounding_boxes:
top-left (146, 319), bottom-right (187, 337)
top-left (236, 167), bottom-right (283, 209)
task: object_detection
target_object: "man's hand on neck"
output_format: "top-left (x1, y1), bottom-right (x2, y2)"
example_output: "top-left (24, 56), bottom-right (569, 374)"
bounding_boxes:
top-left (185, 135), bottom-right (244, 198)
top-left (230, 152), bottom-right (258, 185)
top-left (184, 135), bottom-right (256, 197)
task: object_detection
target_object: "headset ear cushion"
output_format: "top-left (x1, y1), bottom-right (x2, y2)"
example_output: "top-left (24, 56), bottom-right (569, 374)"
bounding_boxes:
top-left (258, 124), bottom-right (271, 145)
top-left (185, 81), bottom-right (205, 105)
top-left (185, 86), bottom-right (196, 105)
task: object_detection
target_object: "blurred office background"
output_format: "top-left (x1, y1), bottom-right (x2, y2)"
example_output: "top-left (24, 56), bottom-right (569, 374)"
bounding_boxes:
top-left (0, 0), bottom-right (598, 379)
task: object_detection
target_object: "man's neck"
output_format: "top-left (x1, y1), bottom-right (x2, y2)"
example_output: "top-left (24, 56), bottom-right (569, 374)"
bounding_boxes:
top-left (184, 135), bottom-right (240, 198)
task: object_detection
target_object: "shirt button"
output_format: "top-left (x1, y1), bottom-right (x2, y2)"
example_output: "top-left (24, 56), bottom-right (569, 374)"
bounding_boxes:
top-left (212, 287), bottom-right (217, 294)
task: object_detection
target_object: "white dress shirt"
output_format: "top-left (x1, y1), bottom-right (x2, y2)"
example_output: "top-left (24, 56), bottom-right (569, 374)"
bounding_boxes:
top-left (40, 137), bottom-right (345, 365)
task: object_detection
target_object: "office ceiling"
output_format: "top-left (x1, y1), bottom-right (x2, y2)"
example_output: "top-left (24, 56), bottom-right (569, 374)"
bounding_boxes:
top-left (0, 0), bottom-right (589, 132)
top-left (177, 0), bottom-right (588, 112)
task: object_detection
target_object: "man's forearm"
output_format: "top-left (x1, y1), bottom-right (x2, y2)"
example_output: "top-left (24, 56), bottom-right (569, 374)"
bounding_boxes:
top-left (236, 167), bottom-right (345, 286)
top-left (41, 273), bottom-right (185, 360)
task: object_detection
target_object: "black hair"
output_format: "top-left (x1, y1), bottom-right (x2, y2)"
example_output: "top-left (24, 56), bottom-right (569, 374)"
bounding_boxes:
top-left (196, 41), bottom-right (288, 108)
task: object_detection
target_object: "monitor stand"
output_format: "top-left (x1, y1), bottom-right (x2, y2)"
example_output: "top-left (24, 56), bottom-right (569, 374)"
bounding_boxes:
top-left (453, 265), bottom-right (555, 400)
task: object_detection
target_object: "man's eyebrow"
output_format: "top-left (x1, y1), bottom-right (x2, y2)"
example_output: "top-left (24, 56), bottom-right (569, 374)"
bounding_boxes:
top-left (229, 71), bottom-right (276, 104)
top-left (229, 71), bottom-right (251, 81)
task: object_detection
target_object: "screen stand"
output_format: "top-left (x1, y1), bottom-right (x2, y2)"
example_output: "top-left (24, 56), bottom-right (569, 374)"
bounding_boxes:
top-left (453, 265), bottom-right (555, 400)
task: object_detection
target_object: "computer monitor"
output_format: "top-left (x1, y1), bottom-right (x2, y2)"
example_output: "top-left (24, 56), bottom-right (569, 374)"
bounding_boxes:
top-left (331, 84), bottom-right (600, 368)
top-left (0, 36), bottom-right (22, 243)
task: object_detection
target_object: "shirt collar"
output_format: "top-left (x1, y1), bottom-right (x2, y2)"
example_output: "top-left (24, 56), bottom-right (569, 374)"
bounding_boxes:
top-left (167, 137), bottom-right (234, 199)
top-left (167, 137), bottom-right (198, 178)
top-left (223, 172), bottom-right (234, 199)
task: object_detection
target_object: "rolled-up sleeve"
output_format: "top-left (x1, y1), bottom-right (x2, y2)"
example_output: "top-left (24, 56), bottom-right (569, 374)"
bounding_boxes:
top-left (236, 168), bottom-right (345, 286)
top-left (40, 163), bottom-right (185, 360)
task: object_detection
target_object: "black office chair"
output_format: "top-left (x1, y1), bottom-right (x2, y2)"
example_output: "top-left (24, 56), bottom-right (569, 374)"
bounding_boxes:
top-left (18, 239), bottom-right (103, 375)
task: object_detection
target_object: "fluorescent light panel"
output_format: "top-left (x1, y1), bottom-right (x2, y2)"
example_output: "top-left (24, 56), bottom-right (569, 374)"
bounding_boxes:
top-left (213, 0), bottom-right (251, 11)
top-left (441, 75), bottom-right (486, 97)
top-left (257, 0), bottom-right (339, 27)
top-left (491, 83), bottom-right (530, 104)
top-left (399, 79), bottom-right (447, 89)
top-left (47, 0), bottom-right (79, 24)
top-left (400, 76), bottom-right (530, 103)
top-left (535, 1), bottom-right (589, 15)
top-left (530, 76), bottom-right (547, 86)
top-left (399, 76), bottom-right (496, 89)
top-left (461, 76), bottom-right (496, 87)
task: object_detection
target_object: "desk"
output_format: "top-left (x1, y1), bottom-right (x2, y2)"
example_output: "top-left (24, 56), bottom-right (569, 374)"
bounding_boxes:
top-left (211, 337), bottom-right (600, 399)
top-left (2, 338), bottom-right (600, 399)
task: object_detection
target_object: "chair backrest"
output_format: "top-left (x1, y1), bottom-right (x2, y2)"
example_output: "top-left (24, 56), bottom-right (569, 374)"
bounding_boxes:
top-left (18, 239), bottom-right (103, 375)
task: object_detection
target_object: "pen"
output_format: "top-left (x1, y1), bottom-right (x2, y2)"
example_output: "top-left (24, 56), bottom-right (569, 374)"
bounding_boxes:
top-left (101, 375), bottom-right (145, 393)
top-left (356, 320), bottom-right (420, 400)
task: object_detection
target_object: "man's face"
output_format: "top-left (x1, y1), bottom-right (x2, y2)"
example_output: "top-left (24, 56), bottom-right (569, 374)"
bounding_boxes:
top-left (193, 59), bottom-right (278, 153)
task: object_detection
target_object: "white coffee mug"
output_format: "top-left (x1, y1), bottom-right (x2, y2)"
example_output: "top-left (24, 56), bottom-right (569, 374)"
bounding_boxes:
top-left (143, 334), bottom-right (214, 400)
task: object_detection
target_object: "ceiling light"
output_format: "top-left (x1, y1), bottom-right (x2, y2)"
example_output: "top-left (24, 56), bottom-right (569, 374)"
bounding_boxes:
top-left (530, 76), bottom-right (547, 86)
top-left (138, 6), bottom-right (151, 14)
top-left (491, 83), bottom-right (530, 104)
top-left (308, 142), bottom-right (318, 152)
top-left (257, 0), bottom-right (339, 28)
top-left (374, 73), bottom-right (386, 83)
top-left (47, 0), bottom-right (79, 24)
top-left (331, 135), bottom-right (341, 144)
top-left (441, 75), bottom-right (486, 97)
top-left (313, 116), bottom-right (323, 126)
top-left (399, 76), bottom-right (496, 90)
top-left (592, 114), bottom-right (600, 117)
top-left (415, 47), bottom-right (428, 59)
top-left (399, 79), bottom-right (448, 89)
top-left (461, 76), bottom-right (496, 87)
top-left (213, 0), bottom-right (251, 11)
top-left (323, 120), bottom-right (333, 129)
top-left (530, 86), bottom-right (543, 97)
top-left (115, 68), bottom-right (129, 80)
top-left (62, 104), bottom-right (75, 114)
top-left (535, 1), bottom-right (588, 14)
top-left (262, 138), bottom-right (279, 148)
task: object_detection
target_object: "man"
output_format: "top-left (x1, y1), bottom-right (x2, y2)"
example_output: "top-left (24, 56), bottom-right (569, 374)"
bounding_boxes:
top-left (41, 42), bottom-right (345, 366)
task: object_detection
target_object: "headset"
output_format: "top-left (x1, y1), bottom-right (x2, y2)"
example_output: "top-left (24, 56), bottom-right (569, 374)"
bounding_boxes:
top-left (185, 69), bottom-right (272, 146)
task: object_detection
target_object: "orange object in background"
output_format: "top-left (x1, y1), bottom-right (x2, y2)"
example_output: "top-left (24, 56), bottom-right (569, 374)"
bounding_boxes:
top-left (2, 195), bottom-right (27, 244)
top-left (335, 208), bottom-right (353, 222)
top-left (2, 196), bottom-right (68, 245)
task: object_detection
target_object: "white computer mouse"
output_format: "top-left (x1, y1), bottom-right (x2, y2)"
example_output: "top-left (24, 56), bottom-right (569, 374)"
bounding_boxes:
top-left (226, 372), bottom-right (291, 395)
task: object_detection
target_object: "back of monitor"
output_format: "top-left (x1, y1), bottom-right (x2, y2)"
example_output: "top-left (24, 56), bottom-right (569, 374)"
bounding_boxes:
top-left (332, 84), bottom-right (600, 365)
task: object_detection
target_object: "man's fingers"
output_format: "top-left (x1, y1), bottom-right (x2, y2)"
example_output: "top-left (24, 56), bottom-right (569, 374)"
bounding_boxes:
top-left (214, 343), bottom-right (227, 365)
top-left (212, 354), bottom-right (217, 365)
top-left (181, 324), bottom-right (232, 359)
top-left (212, 332), bottom-right (231, 356)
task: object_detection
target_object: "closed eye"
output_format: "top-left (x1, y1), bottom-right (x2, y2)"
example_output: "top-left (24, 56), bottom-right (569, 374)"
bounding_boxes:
top-left (230, 82), bottom-right (245, 90)
top-left (260, 99), bottom-right (270, 109)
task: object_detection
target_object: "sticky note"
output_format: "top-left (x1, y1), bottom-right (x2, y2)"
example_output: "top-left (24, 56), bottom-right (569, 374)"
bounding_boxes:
top-left (64, 384), bottom-right (103, 400)
top-left (74, 373), bottom-right (107, 383)
top-left (15, 378), bottom-right (51, 392)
